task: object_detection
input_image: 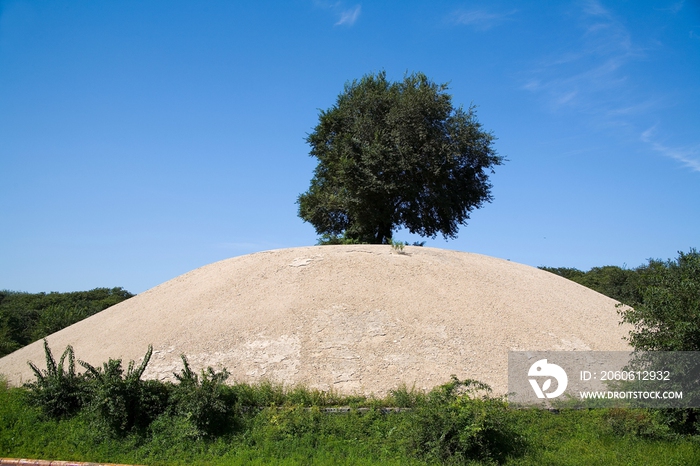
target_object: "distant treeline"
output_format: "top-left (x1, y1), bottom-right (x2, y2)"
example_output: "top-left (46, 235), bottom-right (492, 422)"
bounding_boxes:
top-left (539, 254), bottom-right (692, 307)
top-left (538, 265), bottom-right (643, 305)
top-left (0, 287), bottom-right (133, 357)
top-left (543, 249), bottom-right (699, 353)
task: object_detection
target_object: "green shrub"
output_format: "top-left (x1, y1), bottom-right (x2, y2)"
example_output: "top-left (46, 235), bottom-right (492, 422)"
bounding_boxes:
top-left (617, 249), bottom-right (700, 436)
top-left (231, 380), bottom-right (287, 407)
top-left (652, 408), bottom-right (700, 437)
top-left (604, 408), bottom-right (673, 439)
top-left (25, 340), bottom-right (88, 419)
top-left (390, 239), bottom-right (406, 253)
top-left (388, 383), bottom-right (426, 408)
top-left (0, 321), bottom-right (20, 356)
top-left (0, 304), bottom-right (39, 357)
top-left (619, 249), bottom-right (700, 351)
top-left (260, 405), bottom-right (325, 442)
top-left (30, 304), bottom-right (91, 341)
top-left (79, 345), bottom-right (167, 435)
top-left (539, 265), bottom-right (640, 304)
top-left (283, 385), bottom-right (348, 407)
top-left (405, 376), bottom-right (525, 463)
top-left (169, 355), bottom-right (235, 437)
top-left (538, 266), bottom-right (586, 281)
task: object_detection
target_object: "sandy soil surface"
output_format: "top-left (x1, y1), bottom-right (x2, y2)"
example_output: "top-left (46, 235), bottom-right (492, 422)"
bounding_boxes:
top-left (0, 245), bottom-right (631, 396)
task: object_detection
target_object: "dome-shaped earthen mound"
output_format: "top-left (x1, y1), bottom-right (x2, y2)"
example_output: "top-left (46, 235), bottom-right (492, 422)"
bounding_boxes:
top-left (0, 246), bottom-right (631, 395)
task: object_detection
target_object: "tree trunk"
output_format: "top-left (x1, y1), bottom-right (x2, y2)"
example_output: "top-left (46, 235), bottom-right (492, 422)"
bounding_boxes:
top-left (375, 225), bottom-right (393, 244)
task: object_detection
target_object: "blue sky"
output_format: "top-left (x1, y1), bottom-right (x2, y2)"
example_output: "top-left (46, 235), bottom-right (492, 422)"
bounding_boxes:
top-left (1, 0), bottom-right (698, 294)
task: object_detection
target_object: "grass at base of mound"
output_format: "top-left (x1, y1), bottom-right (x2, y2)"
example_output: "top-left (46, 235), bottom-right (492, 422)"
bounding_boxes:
top-left (508, 408), bottom-right (700, 466)
top-left (2, 377), bottom-right (700, 466)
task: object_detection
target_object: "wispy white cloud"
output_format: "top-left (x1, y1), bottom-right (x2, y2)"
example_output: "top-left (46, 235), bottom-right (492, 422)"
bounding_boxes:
top-left (649, 143), bottom-right (700, 172)
top-left (522, 0), bottom-right (640, 112)
top-left (314, 1), bottom-right (361, 27)
top-left (640, 126), bottom-right (656, 142)
top-left (450, 8), bottom-right (516, 31)
top-left (523, 57), bottom-right (630, 112)
top-left (582, 0), bottom-right (611, 17)
top-left (660, 0), bottom-right (685, 14)
top-left (335, 5), bottom-right (361, 26)
top-left (556, 91), bottom-right (578, 106)
top-left (641, 126), bottom-right (700, 172)
top-left (521, 0), bottom-right (699, 173)
top-left (605, 99), bottom-right (661, 116)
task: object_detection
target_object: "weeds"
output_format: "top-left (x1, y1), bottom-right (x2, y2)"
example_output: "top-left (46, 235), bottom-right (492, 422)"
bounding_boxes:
top-left (170, 355), bottom-right (234, 437)
top-left (316, 233), bottom-right (361, 245)
top-left (25, 340), bottom-right (87, 419)
top-left (78, 345), bottom-right (169, 435)
top-left (405, 377), bottom-right (525, 463)
top-left (14, 343), bottom-right (700, 465)
top-left (603, 407), bottom-right (673, 439)
top-left (390, 239), bottom-right (406, 254)
top-left (388, 383), bottom-right (426, 408)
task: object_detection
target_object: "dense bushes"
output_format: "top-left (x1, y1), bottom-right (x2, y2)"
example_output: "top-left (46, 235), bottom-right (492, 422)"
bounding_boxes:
top-left (404, 377), bottom-right (525, 463)
top-left (617, 249), bottom-right (700, 352)
top-left (539, 249), bottom-right (699, 315)
top-left (20, 342), bottom-right (527, 462)
top-left (25, 342), bottom-right (236, 439)
top-left (6, 341), bottom-right (700, 464)
top-left (4, 381), bottom-right (699, 465)
top-left (11, 354), bottom-right (700, 464)
top-left (26, 340), bottom-right (86, 419)
top-left (79, 345), bottom-right (170, 435)
top-left (0, 287), bottom-right (133, 357)
top-left (538, 265), bottom-right (642, 304)
top-left (170, 355), bottom-right (235, 437)
top-left (545, 249), bottom-right (700, 437)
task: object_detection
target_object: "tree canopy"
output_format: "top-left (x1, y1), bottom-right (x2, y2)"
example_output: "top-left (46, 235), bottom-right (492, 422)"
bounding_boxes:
top-left (0, 287), bottom-right (133, 357)
top-left (297, 71), bottom-right (503, 244)
top-left (618, 249), bottom-right (700, 351)
top-left (542, 249), bottom-right (700, 351)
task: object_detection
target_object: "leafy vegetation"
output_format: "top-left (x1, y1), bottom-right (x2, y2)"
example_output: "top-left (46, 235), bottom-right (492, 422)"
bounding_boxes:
top-left (538, 265), bottom-right (641, 304)
top-left (8, 342), bottom-right (535, 464)
top-left (617, 248), bottom-right (700, 352)
top-left (25, 340), bottom-right (86, 419)
top-left (390, 239), bottom-right (406, 254)
top-left (298, 71), bottom-right (503, 245)
top-left (0, 287), bottom-right (133, 357)
top-left (2, 360), bottom-right (699, 464)
top-left (618, 249), bottom-right (700, 437)
top-left (540, 248), bottom-right (700, 353)
top-left (404, 377), bottom-right (525, 463)
top-left (544, 248), bottom-right (700, 437)
top-left (79, 345), bottom-right (171, 436)
top-left (170, 355), bottom-right (235, 438)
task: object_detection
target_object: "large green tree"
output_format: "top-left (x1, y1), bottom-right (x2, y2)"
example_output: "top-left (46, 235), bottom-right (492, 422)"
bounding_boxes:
top-left (619, 249), bottom-right (700, 351)
top-left (297, 71), bottom-right (503, 244)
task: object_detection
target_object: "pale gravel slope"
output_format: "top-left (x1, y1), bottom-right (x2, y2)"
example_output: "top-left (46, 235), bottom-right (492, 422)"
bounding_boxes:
top-left (0, 245), bottom-right (631, 395)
